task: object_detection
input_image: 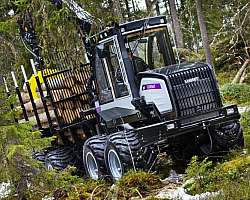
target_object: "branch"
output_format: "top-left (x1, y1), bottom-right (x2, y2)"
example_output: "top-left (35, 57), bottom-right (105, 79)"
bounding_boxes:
top-left (232, 59), bottom-right (250, 84)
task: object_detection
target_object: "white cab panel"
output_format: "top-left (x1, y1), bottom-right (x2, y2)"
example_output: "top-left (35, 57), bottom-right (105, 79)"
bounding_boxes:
top-left (140, 77), bottom-right (172, 113)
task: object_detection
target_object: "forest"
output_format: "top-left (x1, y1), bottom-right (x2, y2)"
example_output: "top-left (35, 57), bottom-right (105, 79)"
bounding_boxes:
top-left (0, 0), bottom-right (250, 199)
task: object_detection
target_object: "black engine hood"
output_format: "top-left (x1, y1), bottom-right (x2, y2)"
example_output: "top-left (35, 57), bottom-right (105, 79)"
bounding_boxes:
top-left (139, 62), bottom-right (211, 77)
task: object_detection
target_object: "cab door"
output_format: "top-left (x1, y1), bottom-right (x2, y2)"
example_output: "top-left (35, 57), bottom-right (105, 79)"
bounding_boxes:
top-left (95, 35), bottom-right (134, 112)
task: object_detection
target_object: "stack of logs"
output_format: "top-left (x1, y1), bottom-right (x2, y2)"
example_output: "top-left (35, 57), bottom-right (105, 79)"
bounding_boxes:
top-left (46, 71), bottom-right (93, 125)
top-left (19, 83), bottom-right (58, 129)
top-left (18, 71), bottom-right (93, 144)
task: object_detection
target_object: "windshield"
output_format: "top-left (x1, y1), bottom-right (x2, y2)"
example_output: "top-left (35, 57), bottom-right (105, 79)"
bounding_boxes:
top-left (126, 27), bottom-right (176, 69)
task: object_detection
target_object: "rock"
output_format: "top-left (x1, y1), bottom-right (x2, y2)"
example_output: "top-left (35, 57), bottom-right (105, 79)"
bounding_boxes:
top-left (161, 170), bottom-right (183, 184)
top-left (0, 182), bottom-right (11, 198)
top-left (238, 106), bottom-right (250, 114)
top-left (156, 185), bottom-right (222, 200)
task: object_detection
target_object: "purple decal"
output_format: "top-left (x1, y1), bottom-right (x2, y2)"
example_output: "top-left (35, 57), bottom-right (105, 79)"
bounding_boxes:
top-left (96, 106), bottom-right (101, 113)
top-left (142, 83), bottom-right (161, 91)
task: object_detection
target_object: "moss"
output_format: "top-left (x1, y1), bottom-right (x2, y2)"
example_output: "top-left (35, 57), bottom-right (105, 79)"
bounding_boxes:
top-left (241, 111), bottom-right (250, 150)
top-left (244, 135), bottom-right (250, 150)
top-left (210, 179), bottom-right (250, 200)
top-left (116, 170), bottom-right (162, 199)
top-left (221, 155), bottom-right (250, 172)
top-left (185, 153), bottom-right (250, 197)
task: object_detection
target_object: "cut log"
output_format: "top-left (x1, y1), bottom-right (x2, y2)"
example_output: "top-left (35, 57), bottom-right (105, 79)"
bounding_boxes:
top-left (239, 68), bottom-right (247, 84)
top-left (71, 84), bottom-right (85, 95)
top-left (76, 128), bottom-right (86, 140)
top-left (36, 83), bottom-right (46, 92)
top-left (75, 72), bottom-right (90, 85)
top-left (20, 92), bottom-right (30, 104)
top-left (64, 75), bottom-right (77, 88)
top-left (64, 130), bottom-right (75, 144)
top-left (35, 110), bottom-right (56, 124)
top-left (56, 100), bottom-right (75, 111)
top-left (24, 98), bottom-right (51, 113)
top-left (50, 88), bottom-right (73, 102)
top-left (47, 77), bottom-right (66, 90)
top-left (41, 121), bottom-right (58, 129)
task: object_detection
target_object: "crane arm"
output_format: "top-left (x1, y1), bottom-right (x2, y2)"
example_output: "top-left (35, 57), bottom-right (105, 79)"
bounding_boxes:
top-left (53, 0), bottom-right (94, 25)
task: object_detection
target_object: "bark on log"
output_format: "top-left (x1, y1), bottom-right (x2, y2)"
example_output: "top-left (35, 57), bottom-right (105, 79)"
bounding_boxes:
top-left (64, 75), bottom-right (77, 88)
top-left (50, 89), bottom-right (73, 101)
top-left (20, 92), bottom-right (30, 103)
top-left (24, 98), bottom-right (51, 112)
top-left (239, 68), bottom-right (247, 84)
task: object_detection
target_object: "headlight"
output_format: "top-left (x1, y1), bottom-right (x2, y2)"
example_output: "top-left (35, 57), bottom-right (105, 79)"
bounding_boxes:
top-left (167, 123), bottom-right (175, 130)
top-left (226, 108), bottom-right (235, 115)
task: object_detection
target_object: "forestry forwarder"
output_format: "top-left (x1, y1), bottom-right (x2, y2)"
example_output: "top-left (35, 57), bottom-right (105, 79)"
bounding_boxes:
top-left (8, 0), bottom-right (244, 180)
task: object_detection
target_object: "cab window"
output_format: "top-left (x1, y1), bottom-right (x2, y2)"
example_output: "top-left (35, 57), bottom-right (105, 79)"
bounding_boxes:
top-left (95, 53), bottom-right (113, 104)
top-left (96, 38), bottom-right (129, 104)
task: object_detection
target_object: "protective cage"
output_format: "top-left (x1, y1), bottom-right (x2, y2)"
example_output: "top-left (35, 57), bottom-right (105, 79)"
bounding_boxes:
top-left (168, 63), bottom-right (222, 120)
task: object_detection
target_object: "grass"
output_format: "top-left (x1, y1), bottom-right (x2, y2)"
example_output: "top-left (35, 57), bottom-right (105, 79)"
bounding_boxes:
top-left (220, 83), bottom-right (250, 105)
top-left (241, 110), bottom-right (250, 150)
top-left (185, 153), bottom-right (250, 199)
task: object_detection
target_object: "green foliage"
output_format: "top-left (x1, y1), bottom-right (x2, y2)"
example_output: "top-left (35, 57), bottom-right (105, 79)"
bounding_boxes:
top-left (241, 110), bottom-right (250, 150)
top-left (221, 83), bottom-right (250, 105)
top-left (116, 170), bottom-right (162, 199)
top-left (185, 156), bottom-right (213, 194)
top-left (0, 121), bottom-right (55, 198)
top-left (216, 70), bottom-right (236, 86)
top-left (185, 153), bottom-right (250, 198)
top-left (29, 168), bottom-right (109, 200)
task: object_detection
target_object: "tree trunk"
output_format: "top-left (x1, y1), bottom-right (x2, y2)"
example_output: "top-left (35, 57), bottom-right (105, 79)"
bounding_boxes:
top-left (124, 0), bottom-right (131, 20)
top-left (168, 0), bottom-right (184, 48)
top-left (145, 0), bottom-right (154, 14)
top-left (112, 0), bottom-right (124, 23)
top-left (195, 0), bottom-right (213, 66)
top-left (155, 0), bottom-right (161, 15)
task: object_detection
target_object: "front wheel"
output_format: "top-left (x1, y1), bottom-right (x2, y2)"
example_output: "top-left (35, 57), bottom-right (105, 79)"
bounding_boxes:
top-left (105, 142), bottom-right (124, 180)
top-left (105, 131), bottom-right (158, 180)
top-left (212, 122), bottom-right (244, 150)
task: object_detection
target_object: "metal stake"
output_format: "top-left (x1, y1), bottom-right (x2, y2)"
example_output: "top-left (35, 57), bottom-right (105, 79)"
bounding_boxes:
top-left (11, 71), bottom-right (29, 121)
top-left (20, 65), bottom-right (42, 129)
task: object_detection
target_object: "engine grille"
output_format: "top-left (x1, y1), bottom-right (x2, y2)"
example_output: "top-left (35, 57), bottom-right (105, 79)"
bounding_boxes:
top-left (168, 63), bottom-right (221, 118)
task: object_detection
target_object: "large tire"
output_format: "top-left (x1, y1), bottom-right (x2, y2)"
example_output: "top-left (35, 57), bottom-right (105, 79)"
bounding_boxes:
top-left (83, 136), bottom-right (107, 180)
top-left (212, 122), bottom-right (244, 150)
top-left (33, 147), bottom-right (75, 170)
top-left (104, 131), bottom-right (158, 180)
top-left (45, 147), bottom-right (75, 170)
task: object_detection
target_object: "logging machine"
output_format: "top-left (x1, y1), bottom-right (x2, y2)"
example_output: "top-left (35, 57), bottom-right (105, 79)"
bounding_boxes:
top-left (7, 0), bottom-right (244, 180)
